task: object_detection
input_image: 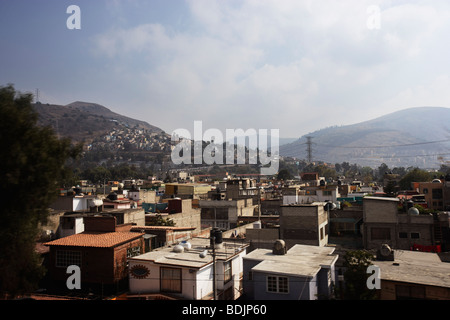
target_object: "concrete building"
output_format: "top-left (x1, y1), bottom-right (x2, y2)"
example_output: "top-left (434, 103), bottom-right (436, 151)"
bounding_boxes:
top-left (164, 183), bottom-right (211, 200)
top-left (362, 196), bottom-right (440, 251)
top-left (39, 208), bottom-right (145, 240)
top-left (418, 180), bottom-right (446, 211)
top-left (280, 202), bottom-right (329, 249)
top-left (225, 178), bottom-right (260, 202)
top-left (130, 225), bottom-right (202, 249)
top-left (374, 248), bottom-right (450, 300)
top-left (199, 198), bottom-right (258, 230)
top-left (102, 192), bottom-right (132, 210)
top-left (145, 198), bottom-right (202, 235)
top-left (127, 188), bottom-right (157, 205)
top-left (243, 240), bottom-right (338, 300)
top-left (281, 183), bottom-right (340, 205)
top-left (50, 194), bottom-right (103, 212)
top-left (127, 234), bottom-right (249, 300)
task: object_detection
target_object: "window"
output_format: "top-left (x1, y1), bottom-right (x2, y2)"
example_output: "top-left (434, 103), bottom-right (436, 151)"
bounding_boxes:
top-left (320, 227), bottom-right (324, 240)
top-left (371, 227), bottom-right (391, 240)
top-left (267, 276), bottom-right (289, 293)
top-left (224, 260), bottom-right (232, 283)
top-left (127, 246), bottom-right (141, 258)
top-left (411, 232), bottom-right (420, 239)
top-left (432, 189), bottom-right (443, 200)
top-left (56, 250), bottom-right (82, 268)
top-left (399, 232), bottom-right (408, 239)
top-left (161, 267), bottom-right (182, 293)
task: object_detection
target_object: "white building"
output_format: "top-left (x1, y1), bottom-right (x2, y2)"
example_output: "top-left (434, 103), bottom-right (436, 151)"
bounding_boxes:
top-left (128, 235), bottom-right (248, 300)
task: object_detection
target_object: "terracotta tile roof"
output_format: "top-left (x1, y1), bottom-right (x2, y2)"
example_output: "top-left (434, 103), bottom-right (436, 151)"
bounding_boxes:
top-left (44, 231), bottom-right (144, 248)
top-left (130, 226), bottom-right (196, 231)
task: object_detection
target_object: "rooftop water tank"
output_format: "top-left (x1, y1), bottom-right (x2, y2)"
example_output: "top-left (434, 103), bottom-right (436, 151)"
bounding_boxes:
top-left (408, 207), bottom-right (420, 215)
top-left (172, 245), bottom-right (184, 253)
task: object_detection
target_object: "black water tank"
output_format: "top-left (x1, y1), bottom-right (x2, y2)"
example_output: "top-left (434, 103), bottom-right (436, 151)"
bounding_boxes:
top-left (210, 228), bottom-right (223, 247)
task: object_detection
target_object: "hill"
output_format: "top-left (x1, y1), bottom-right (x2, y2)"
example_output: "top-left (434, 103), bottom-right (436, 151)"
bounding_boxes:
top-left (34, 101), bottom-right (164, 145)
top-left (279, 107), bottom-right (450, 168)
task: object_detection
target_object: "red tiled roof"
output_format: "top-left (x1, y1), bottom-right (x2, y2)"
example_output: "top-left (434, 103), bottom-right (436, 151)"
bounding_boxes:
top-left (44, 231), bottom-right (144, 248)
top-left (130, 226), bottom-right (196, 231)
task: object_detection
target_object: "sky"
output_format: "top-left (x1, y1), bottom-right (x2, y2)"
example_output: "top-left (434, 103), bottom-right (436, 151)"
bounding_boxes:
top-left (1, 0), bottom-right (450, 139)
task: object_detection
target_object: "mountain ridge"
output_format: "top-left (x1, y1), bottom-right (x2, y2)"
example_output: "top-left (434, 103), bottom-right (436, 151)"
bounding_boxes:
top-left (34, 101), bottom-right (165, 145)
top-left (279, 106), bottom-right (450, 168)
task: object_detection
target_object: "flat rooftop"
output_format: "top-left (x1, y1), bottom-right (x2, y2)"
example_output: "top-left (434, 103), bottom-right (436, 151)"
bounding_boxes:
top-left (244, 244), bottom-right (338, 278)
top-left (375, 250), bottom-right (450, 288)
top-left (129, 237), bottom-right (248, 269)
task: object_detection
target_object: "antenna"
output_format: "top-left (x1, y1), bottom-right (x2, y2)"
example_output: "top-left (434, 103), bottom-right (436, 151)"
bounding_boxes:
top-left (35, 88), bottom-right (40, 104)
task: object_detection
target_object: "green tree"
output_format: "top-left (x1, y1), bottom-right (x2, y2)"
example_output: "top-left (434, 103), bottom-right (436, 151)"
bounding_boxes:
top-left (398, 167), bottom-right (432, 190)
top-left (342, 250), bottom-right (378, 300)
top-left (0, 85), bottom-right (81, 298)
top-left (277, 168), bottom-right (292, 181)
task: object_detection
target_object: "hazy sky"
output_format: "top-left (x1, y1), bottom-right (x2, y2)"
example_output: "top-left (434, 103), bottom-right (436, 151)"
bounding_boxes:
top-left (1, 0), bottom-right (450, 138)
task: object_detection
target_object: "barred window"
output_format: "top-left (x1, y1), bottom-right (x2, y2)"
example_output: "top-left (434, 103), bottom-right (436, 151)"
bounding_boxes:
top-left (56, 250), bottom-right (82, 268)
top-left (267, 276), bottom-right (289, 293)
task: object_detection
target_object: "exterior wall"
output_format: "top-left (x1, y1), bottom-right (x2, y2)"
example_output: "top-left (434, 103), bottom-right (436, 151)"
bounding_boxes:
top-left (215, 250), bottom-right (246, 300)
top-left (380, 280), bottom-right (450, 300)
top-left (246, 228), bottom-right (280, 250)
top-left (46, 233), bottom-right (143, 287)
top-left (128, 260), bottom-right (161, 295)
top-left (129, 252), bottom-right (246, 300)
top-left (363, 197), bottom-right (399, 224)
top-left (73, 198), bottom-right (89, 211)
top-left (280, 204), bottom-right (327, 248)
top-left (419, 182), bottom-right (444, 210)
top-left (59, 216), bottom-right (85, 238)
top-left (363, 197), bottom-right (436, 250)
top-left (122, 208), bottom-right (146, 226)
top-left (249, 271), bottom-right (313, 300)
top-left (199, 199), bottom-right (257, 230)
top-left (261, 199), bottom-right (281, 215)
top-left (298, 186), bottom-right (339, 204)
top-left (167, 209), bottom-right (202, 233)
top-left (129, 189), bottom-right (157, 204)
top-left (196, 265), bottom-right (214, 299)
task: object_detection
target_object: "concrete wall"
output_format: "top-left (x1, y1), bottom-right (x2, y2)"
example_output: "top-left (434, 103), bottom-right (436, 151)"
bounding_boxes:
top-left (363, 197), bottom-right (399, 223)
top-left (246, 228), bottom-right (280, 250)
top-left (122, 208), bottom-right (146, 226)
top-left (167, 209), bottom-right (202, 233)
top-left (380, 280), bottom-right (450, 300)
top-left (363, 197), bottom-right (437, 250)
top-left (280, 204), bottom-right (327, 248)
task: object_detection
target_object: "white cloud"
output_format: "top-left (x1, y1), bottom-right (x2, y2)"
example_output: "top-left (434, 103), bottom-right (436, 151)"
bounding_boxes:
top-left (90, 0), bottom-right (450, 137)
